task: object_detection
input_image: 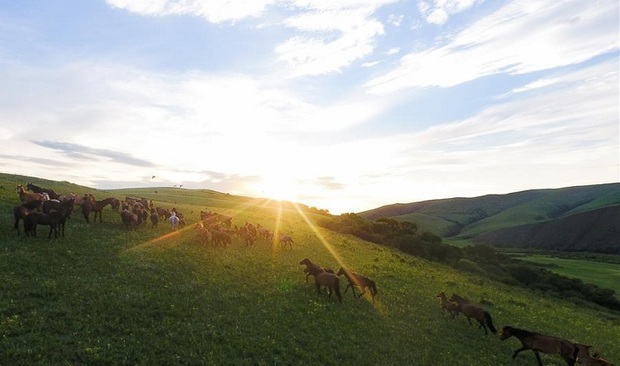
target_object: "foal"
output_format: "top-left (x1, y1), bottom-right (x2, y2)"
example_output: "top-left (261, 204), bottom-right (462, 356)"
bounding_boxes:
top-left (575, 344), bottom-right (615, 366)
top-left (436, 292), bottom-right (460, 318)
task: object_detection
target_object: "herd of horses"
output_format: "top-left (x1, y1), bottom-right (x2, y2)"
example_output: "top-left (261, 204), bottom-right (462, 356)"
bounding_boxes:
top-left (435, 292), bottom-right (614, 365)
top-left (12, 183), bottom-right (182, 237)
top-left (10, 183), bottom-right (615, 365)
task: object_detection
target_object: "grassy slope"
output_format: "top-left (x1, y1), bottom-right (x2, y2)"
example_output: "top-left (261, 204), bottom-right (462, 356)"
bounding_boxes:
top-left (1, 173), bottom-right (619, 365)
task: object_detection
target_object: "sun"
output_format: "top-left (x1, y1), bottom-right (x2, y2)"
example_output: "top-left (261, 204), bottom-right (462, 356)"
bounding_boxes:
top-left (258, 174), bottom-right (300, 202)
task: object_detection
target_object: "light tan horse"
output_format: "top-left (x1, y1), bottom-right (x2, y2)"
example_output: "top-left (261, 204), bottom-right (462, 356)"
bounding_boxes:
top-left (499, 326), bottom-right (578, 366)
top-left (575, 344), bottom-right (615, 366)
top-left (16, 184), bottom-right (46, 205)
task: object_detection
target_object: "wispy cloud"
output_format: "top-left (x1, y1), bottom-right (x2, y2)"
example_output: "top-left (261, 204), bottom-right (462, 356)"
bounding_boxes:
top-left (106, 0), bottom-right (276, 23)
top-left (367, 0), bottom-right (619, 93)
top-left (33, 140), bottom-right (158, 167)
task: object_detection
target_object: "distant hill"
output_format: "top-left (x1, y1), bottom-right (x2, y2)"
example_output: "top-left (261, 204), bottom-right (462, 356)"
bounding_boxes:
top-left (359, 183), bottom-right (620, 254)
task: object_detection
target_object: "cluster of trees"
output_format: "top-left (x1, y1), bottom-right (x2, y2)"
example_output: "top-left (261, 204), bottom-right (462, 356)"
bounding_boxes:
top-left (318, 213), bottom-right (620, 311)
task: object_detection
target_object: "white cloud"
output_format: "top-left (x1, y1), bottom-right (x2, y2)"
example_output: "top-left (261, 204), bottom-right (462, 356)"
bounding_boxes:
top-left (276, 3), bottom-right (390, 77)
top-left (367, 0), bottom-right (619, 93)
top-left (418, 0), bottom-right (482, 25)
top-left (106, 0), bottom-right (276, 23)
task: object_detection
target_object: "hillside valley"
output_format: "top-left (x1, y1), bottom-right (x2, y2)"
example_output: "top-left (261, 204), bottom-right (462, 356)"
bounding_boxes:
top-left (359, 183), bottom-right (620, 254)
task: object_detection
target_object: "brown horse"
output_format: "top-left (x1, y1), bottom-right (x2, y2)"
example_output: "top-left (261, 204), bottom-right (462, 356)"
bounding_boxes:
top-left (279, 234), bottom-right (294, 249)
top-left (299, 258), bottom-right (334, 283)
top-left (314, 272), bottom-right (342, 303)
top-left (16, 184), bottom-right (46, 205)
top-left (336, 267), bottom-right (378, 303)
top-left (82, 197), bottom-right (115, 223)
top-left (499, 326), bottom-right (578, 366)
top-left (449, 293), bottom-right (497, 335)
top-left (575, 344), bottom-right (615, 366)
top-left (436, 292), bottom-right (460, 318)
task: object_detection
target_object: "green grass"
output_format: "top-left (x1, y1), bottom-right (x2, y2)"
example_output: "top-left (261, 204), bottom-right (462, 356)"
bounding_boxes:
top-left (1, 173), bottom-right (619, 365)
top-left (519, 255), bottom-right (620, 297)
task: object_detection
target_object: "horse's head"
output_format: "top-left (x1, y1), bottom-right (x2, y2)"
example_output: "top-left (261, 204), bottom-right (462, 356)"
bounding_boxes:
top-left (336, 267), bottom-right (346, 276)
top-left (26, 183), bottom-right (34, 190)
top-left (449, 293), bottom-right (467, 304)
top-left (299, 258), bottom-right (311, 266)
top-left (498, 326), bottom-right (513, 341)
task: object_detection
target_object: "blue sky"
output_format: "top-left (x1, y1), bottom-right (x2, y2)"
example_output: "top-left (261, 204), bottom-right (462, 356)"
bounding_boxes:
top-left (1, 0), bottom-right (618, 214)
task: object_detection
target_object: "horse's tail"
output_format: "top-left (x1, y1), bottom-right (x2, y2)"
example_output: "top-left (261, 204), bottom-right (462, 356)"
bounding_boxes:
top-left (484, 311), bottom-right (497, 334)
top-left (370, 280), bottom-right (378, 296)
top-left (334, 277), bottom-right (342, 303)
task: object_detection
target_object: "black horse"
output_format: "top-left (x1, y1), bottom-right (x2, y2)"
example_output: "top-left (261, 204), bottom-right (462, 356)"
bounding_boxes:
top-left (26, 182), bottom-right (59, 200)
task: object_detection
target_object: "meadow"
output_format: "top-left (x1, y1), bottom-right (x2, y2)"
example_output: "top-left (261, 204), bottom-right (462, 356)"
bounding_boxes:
top-left (519, 255), bottom-right (620, 298)
top-left (1, 173), bottom-right (619, 365)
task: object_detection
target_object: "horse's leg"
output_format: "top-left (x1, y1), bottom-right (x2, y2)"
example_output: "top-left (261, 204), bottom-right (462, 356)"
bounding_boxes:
top-left (533, 351), bottom-right (543, 366)
top-left (315, 281), bottom-right (322, 294)
top-left (466, 316), bottom-right (472, 326)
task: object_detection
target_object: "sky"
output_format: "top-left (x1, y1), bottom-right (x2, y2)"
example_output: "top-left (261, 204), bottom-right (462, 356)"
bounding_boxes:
top-left (1, 0), bottom-right (618, 214)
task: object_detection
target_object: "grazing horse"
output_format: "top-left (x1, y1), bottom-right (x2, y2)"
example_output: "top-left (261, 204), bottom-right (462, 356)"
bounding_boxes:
top-left (336, 267), bottom-right (378, 303)
top-left (16, 184), bottom-right (46, 205)
top-left (499, 326), bottom-right (578, 366)
top-left (26, 183), bottom-right (59, 200)
top-left (13, 201), bottom-right (42, 235)
top-left (314, 272), bottom-right (342, 303)
top-left (575, 344), bottom-right (615, 366)
top-left (449, 293), bottom-right (497, 335)
top-left (82, 197), bottom-right (115, 223)
top-left (299, 258), bottom-right (334, 283)
top-left (279, 234), bottom-right (294, 249)
top-left (436, 292), bottom-right (460, 318)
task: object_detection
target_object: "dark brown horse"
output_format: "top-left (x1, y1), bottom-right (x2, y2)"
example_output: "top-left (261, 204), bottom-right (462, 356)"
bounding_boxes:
top-left (82, 197), bottom-right (115, 223)
top-left (336, 267), bottom-right (378, 303)
top-left (13, 201), bottom-right (42, 235)
top-left (24, 209), bottom-right (68, 238)
top-left (436, 291), bottom-right (460, 318)
top-left (314, 272), bottom-right (342, 303)
top-left (120, 209), bottom-right (138, 231)
top-left (26, 183), bottom-right (59, 200)
top-left (299, 258), bottom-right (334, 283)
top-left (449, 293), bottom-right (497, 335)
top-left (499, 326), bottom-right (578, 366)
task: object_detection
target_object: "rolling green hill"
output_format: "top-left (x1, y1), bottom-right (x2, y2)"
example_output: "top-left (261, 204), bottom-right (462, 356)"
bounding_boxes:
top-left (359, 183), bottom-right (620, 253)
top-left (1, 173), bottom-right (619, 365)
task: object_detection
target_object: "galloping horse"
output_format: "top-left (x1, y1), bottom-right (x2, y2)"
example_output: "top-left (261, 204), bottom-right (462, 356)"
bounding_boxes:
top-left (449, 293), bottom-right (497, 335)
top-left (299, 258), bottom-right (334, 283)
top-left (16, 185), bottom-right (46, 205)
top-left (314, 272), bottom-right (342, 303)
top-left (279, 234), bottom-right (294, 249)
top-left (26, 183), bottom-right (59, 200)
top-left (436, 292), bottom-right (460, 318)
top-left (336, 267), bottom-right (378, 303)
top-left (500, 326), bottom-right (578, 366)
